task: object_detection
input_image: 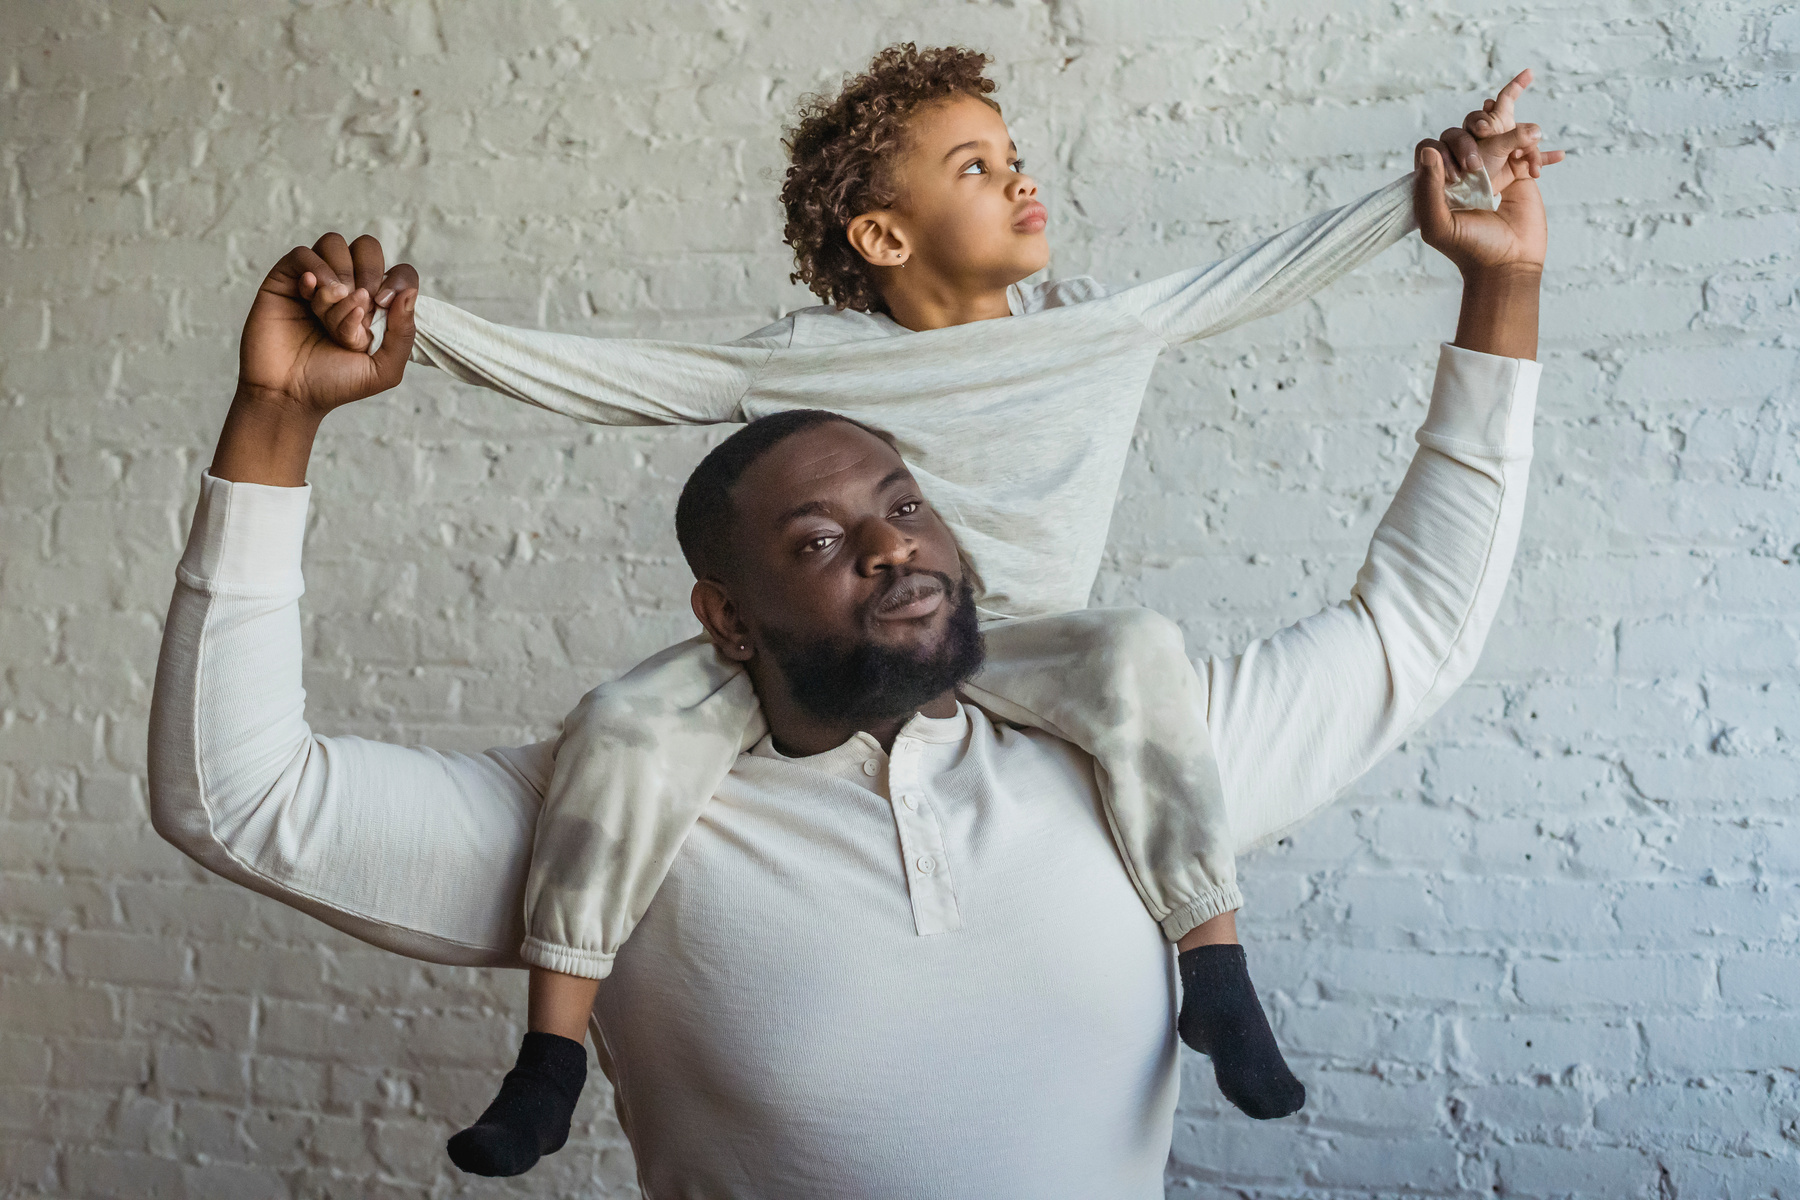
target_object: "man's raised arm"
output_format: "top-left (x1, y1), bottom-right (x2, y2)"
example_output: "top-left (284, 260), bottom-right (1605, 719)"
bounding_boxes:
top-left (1209, 149), bottom-right (1548, 851)
top-left (147, 250), bottom-right (545, 965)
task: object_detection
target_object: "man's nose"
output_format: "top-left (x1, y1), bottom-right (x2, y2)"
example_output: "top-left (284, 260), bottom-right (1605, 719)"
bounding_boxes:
top-left (853, 518), bottom-right (915, 575)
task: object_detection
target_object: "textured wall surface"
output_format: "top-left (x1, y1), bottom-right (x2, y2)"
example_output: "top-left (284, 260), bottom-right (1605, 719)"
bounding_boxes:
top-left (3, 1), bottom-right (1797, 1196)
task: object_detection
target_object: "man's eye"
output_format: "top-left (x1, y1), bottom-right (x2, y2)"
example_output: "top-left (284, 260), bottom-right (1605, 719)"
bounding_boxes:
top-left (894, 501), bottom-right (921, 517)
top-left (802, 535), bottom-right (837, 553)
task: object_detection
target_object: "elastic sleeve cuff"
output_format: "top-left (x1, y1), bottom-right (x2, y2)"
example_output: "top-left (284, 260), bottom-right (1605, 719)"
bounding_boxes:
top-left (175, 471), bottom-right (313, 595)
top-left (1416, 342), bottom-right (1542, 461)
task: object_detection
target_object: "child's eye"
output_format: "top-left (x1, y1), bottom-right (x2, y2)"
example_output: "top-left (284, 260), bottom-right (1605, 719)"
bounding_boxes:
top-left (1011, 159), bottom-right (1025, 173)
top-left (894, 500), bottom-right (921, 517)
top-left (802, 534), bottom-right (838, 554)
top-left (960, 160), bottom-right (986, 175)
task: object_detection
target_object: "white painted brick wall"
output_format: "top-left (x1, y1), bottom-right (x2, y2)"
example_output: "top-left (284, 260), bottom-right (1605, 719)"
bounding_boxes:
top-left (3, 1), bottom-right (1796, 1196)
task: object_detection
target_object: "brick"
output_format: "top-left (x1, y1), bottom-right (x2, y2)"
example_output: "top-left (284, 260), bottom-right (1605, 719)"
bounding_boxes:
top-left (64, 930), bottom-right (190, 988)
top-left (1492, 1144), bottom-right (1660, 1198)
top-left (1454, 1081), bottom-right (1590, 1133)
top-left (64, 1149), bottom-right (185, 1199)
top-left (1645, 1015), bottom-right (1800, 1074)
top-left (1513, 954), bottom-right (1712, 1009)
top-left (1594, 1082), bottom-right (1782, 1145)
top-left (1719, 955), bottom-right (1800, 1005)
top-left (182, 1162), bottom-right (287, 1200)
top-left (0, 979), bottom-right (120, 1037)
top-left (52, 1037), bottom-right (152, 1089)
top-left (0, 1034), bottom-right (52, 1087)
top-left (1455, 1016), bottom-right (1640, 1075)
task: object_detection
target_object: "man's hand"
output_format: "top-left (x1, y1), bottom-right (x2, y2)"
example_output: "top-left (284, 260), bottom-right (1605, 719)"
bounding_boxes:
top-left (1420, 69), bottom-right (1565, 195)
top-left (295, 232), bottom-right (419, 353)
top-left (212, 240), bottom-right (420, 486)
top-left (1415, 139), bottom-right (1545, 361)
top-left (1414, 141), bottom-right (1546, 277)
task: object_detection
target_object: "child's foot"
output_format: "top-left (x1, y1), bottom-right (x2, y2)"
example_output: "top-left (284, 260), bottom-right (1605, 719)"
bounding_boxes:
top-left (447, 1031), bottom-right (587, 1176)
top-left (1176, 943), bottom-right (1306, 1120)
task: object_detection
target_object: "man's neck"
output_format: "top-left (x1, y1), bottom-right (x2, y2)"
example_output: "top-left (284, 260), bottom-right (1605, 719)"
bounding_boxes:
top-left (760, 688), bottom-right (960, 758)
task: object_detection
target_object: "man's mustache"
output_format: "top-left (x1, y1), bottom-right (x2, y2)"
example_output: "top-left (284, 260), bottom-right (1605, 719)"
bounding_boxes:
top-left (872, 571), bottom-right (948, 617)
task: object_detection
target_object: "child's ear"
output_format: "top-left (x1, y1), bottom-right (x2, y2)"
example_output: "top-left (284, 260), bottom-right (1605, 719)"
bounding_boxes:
top-left (845, 211), bottom-right (908, 269)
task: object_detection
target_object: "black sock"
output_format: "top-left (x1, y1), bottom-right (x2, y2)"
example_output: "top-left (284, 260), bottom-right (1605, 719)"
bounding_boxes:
top-left (446, 1031), bottom-right (587, 1177)
top-left (1177, 943), bottom-right (1305, 1120)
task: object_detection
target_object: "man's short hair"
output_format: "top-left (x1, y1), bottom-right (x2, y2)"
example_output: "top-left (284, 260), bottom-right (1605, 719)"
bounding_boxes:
top-left (675, 409), bottom-right (897, 582)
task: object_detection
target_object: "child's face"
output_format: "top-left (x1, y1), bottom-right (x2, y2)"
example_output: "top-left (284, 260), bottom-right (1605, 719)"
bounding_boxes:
top-left (877, 94), bottom-right (1050, 293)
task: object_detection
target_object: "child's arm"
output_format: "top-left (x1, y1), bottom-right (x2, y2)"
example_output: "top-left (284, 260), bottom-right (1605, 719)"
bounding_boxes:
top-left (1122, 75), bottom-right (1560, 348)
top-left (382, 294), bottom-right (771, 426)
top-left (298, 233), bottom-right (769, 428)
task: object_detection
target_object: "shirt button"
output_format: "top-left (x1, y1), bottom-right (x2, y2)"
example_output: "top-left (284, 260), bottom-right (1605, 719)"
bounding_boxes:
top-left (862, 760), bottom-right (879, 776)
top-left (902, 795), bottom-right (918, 810)
top-left (916, 856), bottom-right (936, 874)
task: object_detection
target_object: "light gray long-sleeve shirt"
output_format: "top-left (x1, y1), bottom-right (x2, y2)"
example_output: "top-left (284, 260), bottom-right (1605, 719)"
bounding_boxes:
top-left (379, 172), bottom-right (1489, 618)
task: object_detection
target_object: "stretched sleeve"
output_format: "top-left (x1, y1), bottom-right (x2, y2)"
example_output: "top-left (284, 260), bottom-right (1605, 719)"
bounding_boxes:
top-left (1123, 170), bottom-right (1495, 348)
top-left (147, 473), bottom-right (551, 966)
top-left (366, 295), bottom-right (769, 426)
top-left (1209, 343), bottom-right (1539, 851)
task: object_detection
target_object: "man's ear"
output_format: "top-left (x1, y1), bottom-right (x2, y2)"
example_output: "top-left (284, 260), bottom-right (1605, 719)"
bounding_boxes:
top-left (846, 210), bottom-right (909, 269)
top-left (692, 579), bottom-right (753, 662)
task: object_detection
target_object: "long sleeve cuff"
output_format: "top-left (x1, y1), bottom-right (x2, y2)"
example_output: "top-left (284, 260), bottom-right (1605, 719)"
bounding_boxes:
top-left (176, 472), bottom-right (312, 596)
top-left (1416, 343), bottom-right (1541, 461)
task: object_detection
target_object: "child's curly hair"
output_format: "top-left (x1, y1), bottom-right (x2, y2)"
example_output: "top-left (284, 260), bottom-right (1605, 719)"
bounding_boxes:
top-left (781, 44), bottom-right (1000, 314)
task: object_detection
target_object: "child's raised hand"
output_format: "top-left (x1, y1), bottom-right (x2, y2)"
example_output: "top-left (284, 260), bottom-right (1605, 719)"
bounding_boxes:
top-left (1462, 70), bottom-right (1565, 192)
top-left (1421, 70), bottom-right (1564, 200)
top-left (294, 232), bottom-right (420, 353)
top-left (1464, 69), bottom-right (1531, 138)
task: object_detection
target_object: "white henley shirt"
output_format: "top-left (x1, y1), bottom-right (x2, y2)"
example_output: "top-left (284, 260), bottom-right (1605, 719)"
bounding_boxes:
top-left (149, 343), bottom-right (1539, 1198)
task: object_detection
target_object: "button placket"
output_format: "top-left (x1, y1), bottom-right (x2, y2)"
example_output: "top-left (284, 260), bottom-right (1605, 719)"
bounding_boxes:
top-left (887, 737), bottom-right (961, 935)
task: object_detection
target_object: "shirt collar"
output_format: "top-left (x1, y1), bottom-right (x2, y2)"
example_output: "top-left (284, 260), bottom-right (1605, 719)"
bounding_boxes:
top-left (750, 703), bottom-right (971, 772)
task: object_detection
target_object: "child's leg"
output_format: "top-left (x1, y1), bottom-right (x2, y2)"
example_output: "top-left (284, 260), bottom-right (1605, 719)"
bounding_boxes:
top-left (521, 634), bottom-right (764, 979)
top-left (963, 608), bottom-right (1239, 937)
top-left (447, 636), bottom-right (762, 1177)
top-left (528, 965), bottom-right (603, 1042)
top-left (963, 608), bottom-right (1302, 1119)
top-left (1178, 909), bottom-right (1238, 952)
top-left (447, 967), bottom-right (599, 1176)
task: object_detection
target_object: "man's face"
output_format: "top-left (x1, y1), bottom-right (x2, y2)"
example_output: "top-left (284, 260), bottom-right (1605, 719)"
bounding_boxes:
top-left (883, 94), bottom-right (1050, 291)
top-left (716, 421), bottom-right (981, 722)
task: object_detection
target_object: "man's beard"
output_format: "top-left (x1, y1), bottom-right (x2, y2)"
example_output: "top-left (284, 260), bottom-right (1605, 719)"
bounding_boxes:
top-left (761, 573), bottom-right (985, 725)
